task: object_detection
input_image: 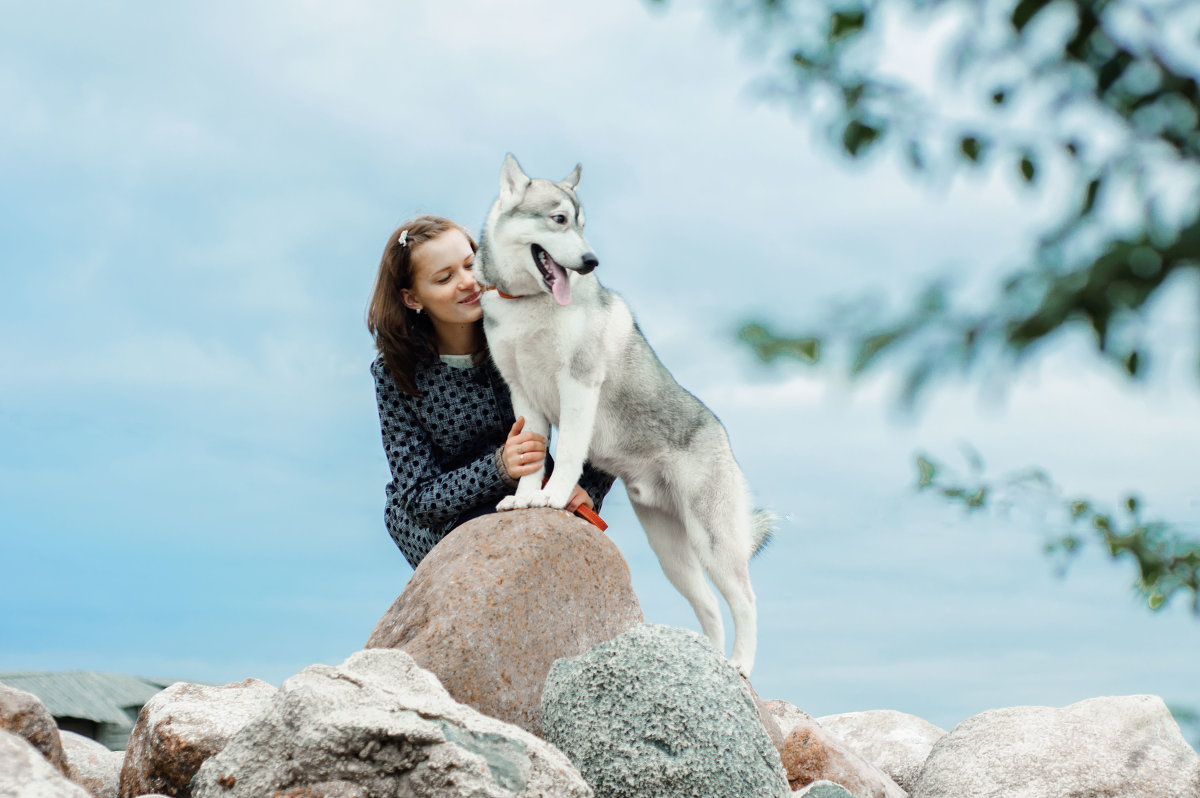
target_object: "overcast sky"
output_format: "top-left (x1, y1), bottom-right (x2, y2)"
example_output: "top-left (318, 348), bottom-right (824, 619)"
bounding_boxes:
top-left (2, 0), bottom-right (1198, 737)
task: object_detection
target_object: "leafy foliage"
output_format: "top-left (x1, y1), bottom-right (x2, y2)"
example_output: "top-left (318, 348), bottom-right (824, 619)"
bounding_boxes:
top-left (652, 0), bottom-right (1200, 390)
top-left (915, 451), bottom-right (1200, 614)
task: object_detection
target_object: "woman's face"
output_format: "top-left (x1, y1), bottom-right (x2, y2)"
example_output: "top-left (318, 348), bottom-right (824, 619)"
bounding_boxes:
top-left (402, 229), bottom-right (483, 328)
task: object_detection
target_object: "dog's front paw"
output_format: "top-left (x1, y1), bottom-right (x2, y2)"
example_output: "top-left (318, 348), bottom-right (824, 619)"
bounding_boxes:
top-left (498, 490), bottom-right (567, 511)
top-left (524, 489), bottom-right (571, 509)
top-left (536, 482), bottom-right (575, 509)
top-left (526, 489), bottom-right (556, 508)
top-left (505, 492), bottom-right (542, 509)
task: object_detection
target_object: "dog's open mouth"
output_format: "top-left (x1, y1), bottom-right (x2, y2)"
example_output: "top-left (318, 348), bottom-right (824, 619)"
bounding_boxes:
top-left (532, 244), bottom-right (571, 306)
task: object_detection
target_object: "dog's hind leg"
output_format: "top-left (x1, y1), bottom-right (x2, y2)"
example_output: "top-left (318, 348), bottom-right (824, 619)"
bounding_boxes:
top-left (691, 504), bottom-right (753, 672)
top-left (702, 530), bottom-right (757, 677)
top-left (680, 477), bottom-right (759, 677)
top-left (632, 500), bottom-right (725, 654)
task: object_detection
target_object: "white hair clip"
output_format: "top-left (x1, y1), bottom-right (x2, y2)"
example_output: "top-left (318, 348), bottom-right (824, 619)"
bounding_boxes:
top-left (398, 230), bottom-right (409, 247)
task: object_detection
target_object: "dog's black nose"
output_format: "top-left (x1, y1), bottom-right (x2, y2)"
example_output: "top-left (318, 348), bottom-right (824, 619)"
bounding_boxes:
top-left (578, 253), bottom-right (599, 274)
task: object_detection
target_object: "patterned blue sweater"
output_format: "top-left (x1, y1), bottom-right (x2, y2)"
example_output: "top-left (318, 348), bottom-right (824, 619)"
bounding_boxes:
top-left (372, 355), bottom-right (616, 569)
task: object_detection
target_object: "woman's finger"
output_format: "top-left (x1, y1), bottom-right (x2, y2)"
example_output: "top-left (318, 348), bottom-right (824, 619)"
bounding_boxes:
top-left (508, 416), bottom-right (525, 440)
top-left (512, 431), bottom-right (546, 447)
top-left (516, 448), bottom-right (546, 466)
top-left (507, 436), bottom-right (543, 452)
top-left (512, 456), bottom-right (542, 476)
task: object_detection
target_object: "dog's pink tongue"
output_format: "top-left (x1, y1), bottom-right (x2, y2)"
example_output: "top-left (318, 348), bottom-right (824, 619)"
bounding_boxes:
top-left (551, 261), bottom-right (571, 305)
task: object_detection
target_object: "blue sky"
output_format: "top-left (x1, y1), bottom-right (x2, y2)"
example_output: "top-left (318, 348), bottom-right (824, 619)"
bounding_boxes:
top-left (2, 0), bottom-right (1198, 737)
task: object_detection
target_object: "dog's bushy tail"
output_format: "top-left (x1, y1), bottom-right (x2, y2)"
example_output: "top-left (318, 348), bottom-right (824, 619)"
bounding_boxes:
top-left (751, 509), bottom-right (779, 558)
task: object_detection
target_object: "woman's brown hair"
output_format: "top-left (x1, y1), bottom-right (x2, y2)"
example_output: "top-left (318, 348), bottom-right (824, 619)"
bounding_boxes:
top-left (366, 214), bottom-right (479, 396)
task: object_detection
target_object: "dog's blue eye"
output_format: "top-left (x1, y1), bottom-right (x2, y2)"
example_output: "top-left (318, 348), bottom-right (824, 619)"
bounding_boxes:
top-left (551, 214), bottom-right (567, 224)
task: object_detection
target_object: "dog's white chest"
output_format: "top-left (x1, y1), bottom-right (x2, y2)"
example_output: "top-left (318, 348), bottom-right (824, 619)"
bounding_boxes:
top-left (483, 297), bottom-right (597, 424)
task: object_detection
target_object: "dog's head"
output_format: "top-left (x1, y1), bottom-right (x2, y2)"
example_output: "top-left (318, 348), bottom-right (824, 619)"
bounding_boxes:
top-left (480, 153), bottom-right (598, 306)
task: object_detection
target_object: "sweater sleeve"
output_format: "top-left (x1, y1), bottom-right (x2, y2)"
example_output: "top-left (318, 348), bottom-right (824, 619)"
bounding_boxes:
top-left (374, 362), bottom-right (510, 533)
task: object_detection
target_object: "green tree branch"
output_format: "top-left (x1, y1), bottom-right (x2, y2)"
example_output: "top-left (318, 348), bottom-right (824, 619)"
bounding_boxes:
top-left (914, 452), bottom-right (1200, 613)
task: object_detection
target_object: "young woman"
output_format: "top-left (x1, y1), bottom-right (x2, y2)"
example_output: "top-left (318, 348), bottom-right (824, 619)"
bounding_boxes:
top-left (366, 214), bottom-right (615, 569)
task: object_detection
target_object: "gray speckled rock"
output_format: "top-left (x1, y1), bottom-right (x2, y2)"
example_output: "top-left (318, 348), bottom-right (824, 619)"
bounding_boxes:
top-left (540, 623), bottom-right (789, 798)
top-left (0, 729), bottom-right (92, 797)
top-left (911, 694), bottom-right (1200, 798)
top-left (816, 710), bottom-right (945, 793)
top-left (191, 649), bottom-right (590, 798)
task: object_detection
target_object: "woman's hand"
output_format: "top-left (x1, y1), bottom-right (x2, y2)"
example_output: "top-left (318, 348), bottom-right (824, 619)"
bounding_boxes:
top-left (502, 416), bottom-right (547, 479)
top-left (565, 484), bottom-right (595, 513)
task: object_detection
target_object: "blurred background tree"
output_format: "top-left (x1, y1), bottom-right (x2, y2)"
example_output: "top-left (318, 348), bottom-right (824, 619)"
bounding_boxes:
top-left (649, 0), bottom-right (1200, 614)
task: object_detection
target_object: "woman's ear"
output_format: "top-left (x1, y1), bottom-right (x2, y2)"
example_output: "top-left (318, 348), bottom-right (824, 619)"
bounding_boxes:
top-left (400, 289), bottom-right (422, 313)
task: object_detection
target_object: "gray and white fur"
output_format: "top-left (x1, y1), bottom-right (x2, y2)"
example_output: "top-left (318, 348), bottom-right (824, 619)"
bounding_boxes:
top-left (476, 154), bottom-right (773, 676)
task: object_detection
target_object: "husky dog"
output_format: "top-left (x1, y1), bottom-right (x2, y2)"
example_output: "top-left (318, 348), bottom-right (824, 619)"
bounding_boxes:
top-left (476, 154), bottom-right (773, 676)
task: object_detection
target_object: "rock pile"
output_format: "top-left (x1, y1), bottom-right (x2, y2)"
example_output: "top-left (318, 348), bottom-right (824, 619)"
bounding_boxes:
top-left (3, 509), bottom-right (1199, 798)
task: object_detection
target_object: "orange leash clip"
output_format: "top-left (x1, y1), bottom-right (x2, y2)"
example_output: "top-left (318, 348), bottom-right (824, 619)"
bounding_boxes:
top-left (573, 504), bottom-right (608, 531)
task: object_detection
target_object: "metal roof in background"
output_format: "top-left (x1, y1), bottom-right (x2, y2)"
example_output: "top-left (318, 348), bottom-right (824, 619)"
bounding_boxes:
top-left (0, 671), bottom-right (174, 728)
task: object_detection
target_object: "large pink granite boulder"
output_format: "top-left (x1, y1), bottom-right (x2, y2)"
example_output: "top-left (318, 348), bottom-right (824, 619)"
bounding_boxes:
top-left (0, 681), bottom-right (69, 775)
top-left (118, 678), bottom-right (276, 798)
top-left (366, 507), bottom-right (643, 737)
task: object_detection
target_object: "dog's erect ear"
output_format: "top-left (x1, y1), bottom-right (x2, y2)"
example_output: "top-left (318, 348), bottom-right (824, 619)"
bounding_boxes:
top-left (560, 163), bottom-right (582, 190)
top-left (499, 153), bottom-right (531, 211)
